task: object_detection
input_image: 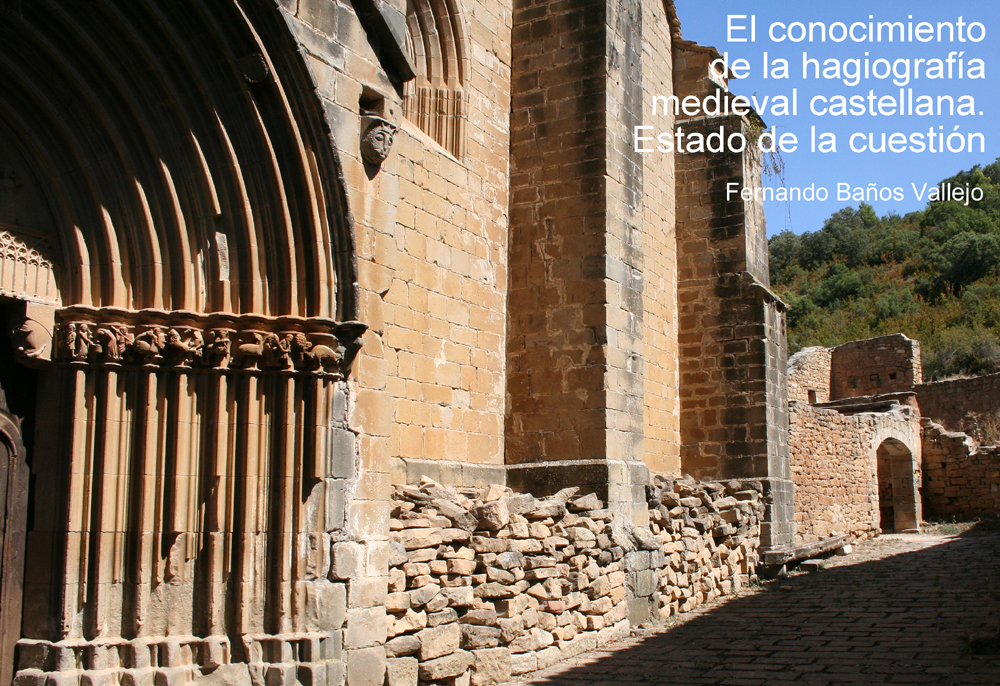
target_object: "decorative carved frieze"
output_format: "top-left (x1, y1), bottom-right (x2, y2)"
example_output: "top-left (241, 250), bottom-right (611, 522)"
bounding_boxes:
top-left (53, 306), bottom-right (368, 378)
top-left (0, 223), bottom-right (61, 305)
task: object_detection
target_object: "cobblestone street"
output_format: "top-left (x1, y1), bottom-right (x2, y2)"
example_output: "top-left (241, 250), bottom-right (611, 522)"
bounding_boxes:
top-left (508, 529), bottom-right (1000, 685)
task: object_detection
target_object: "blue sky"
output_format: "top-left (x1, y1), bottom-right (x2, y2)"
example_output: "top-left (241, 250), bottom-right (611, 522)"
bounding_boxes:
top-left (673, 0), bottom-right (1000, 235)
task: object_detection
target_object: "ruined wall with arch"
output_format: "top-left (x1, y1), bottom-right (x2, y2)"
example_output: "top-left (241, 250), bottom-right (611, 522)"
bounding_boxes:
top-left (787, 341), bottom-right (924, 545)
top-left (921, 419), bottom-right (1000, 518)
top-left (789, 401), bottom-right (922, 545)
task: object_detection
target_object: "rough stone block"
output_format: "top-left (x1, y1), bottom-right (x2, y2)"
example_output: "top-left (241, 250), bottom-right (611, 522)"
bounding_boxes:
top-left (535, 646), bottom-right (562, 671)
top-left (510, 652), bottom-right (537, 676)
top-left (461, 625), bottom-right (502, 650)
top-left (307, 580), bottom-right (347, 631)
top-left (384, 636), bottom-right (420, 658)
top-left (417, 623), bottom-right (461, 661)
top-left (417, 651), bottom-right (473, 681)
top-left (122, 669), bottom-right (156, 686)
top-left (470, 648), bottom-right (512, 686)
top-left (384, 658), bottom-right (417, 686)
top-left (266, 665), bottom-right (297, 686)
top-left (344, 607), bottom-right (387, 649)
top-left (409, 583), bottom-right (442, 607)
top-left (194, 664), bottom-right (251, 686)
top-left (331, 542), bottom-right (364, 580)
top-left (348, 576), bottom-right (388, 608)
top-left (345, 648), bottom-right (385, 686)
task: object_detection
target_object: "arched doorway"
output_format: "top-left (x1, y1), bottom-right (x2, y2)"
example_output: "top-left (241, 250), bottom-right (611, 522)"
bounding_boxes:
top-left (0, 2), bottom-right (364, 684)
top-left (876, 438), bottom-right (920, 532)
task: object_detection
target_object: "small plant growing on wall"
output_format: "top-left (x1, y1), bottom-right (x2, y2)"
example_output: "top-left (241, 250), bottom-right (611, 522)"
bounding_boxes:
top-left (961, 409), bottom-right (1000, 446)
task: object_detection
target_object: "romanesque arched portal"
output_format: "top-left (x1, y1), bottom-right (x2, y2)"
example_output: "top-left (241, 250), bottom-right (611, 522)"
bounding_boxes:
top-left (0, 2), bottom-right (362, 684)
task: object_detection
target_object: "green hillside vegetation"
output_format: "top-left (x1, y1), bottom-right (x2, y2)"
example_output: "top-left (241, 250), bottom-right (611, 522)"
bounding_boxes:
top-left (768, 158), bottom-right (1000, 382)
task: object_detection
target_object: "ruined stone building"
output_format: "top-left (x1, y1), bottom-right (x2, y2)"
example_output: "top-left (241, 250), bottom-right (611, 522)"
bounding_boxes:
top-left (0, 1), bottom-right (799, 686)
top-left (788, 334), bottom-right (1000, 551)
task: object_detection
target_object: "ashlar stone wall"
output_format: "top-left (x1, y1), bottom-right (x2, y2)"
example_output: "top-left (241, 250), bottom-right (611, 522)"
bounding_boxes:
top-left (639, 0), bottom-right (682, 476)
top-left (384, 1), bottom-right (512, 471)
top-left (787, 347), bottom-right (832, 404)
top-left (671, 41), bottom-right (792, 550)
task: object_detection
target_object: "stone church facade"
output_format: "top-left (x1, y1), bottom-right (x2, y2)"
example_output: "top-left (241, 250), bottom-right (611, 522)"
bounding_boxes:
top-left (0, 2), bottom-right (790, 686)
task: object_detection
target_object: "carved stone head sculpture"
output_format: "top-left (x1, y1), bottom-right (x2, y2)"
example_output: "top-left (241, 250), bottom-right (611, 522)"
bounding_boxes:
top-left (360, 115), bottom-right (398, 165)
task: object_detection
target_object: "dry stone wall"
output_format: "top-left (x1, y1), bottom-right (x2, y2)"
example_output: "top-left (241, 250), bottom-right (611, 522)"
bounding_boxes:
top-left (385, 475), bottom-right (762, 686)
top-left (915, 373), bottom-right (1000, 439)
top-left (921, 420), bottom-right (1000, 517)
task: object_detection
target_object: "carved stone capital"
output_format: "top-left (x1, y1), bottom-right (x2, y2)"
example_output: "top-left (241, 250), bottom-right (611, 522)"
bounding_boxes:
top-left (53, 306), bottom-right (368, 379)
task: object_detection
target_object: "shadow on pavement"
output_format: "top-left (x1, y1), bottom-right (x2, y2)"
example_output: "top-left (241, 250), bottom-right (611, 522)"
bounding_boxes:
top-left (960, 515), bottom-right (1000, 538)
top-left (517, 533), bottom-right (1000, 686)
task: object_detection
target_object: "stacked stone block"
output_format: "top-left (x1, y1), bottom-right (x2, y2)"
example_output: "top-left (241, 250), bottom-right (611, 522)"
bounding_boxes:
top-left (384, 475), bottom-right (762, 686)
top-left (922, 420), bottom-right (1000, 518)
top-left (646, 476), bottom-right (763, 618)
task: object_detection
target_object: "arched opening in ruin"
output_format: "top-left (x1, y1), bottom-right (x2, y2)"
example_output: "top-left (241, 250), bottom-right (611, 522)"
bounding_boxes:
top-left (876, 438), bottom-right (919, 532)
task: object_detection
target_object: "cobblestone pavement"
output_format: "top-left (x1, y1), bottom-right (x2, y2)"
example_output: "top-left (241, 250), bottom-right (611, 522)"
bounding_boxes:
top-left (507, 529), bottom-right (1000, 685)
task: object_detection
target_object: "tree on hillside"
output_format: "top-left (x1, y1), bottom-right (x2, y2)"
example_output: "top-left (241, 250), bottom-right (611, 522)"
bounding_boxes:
top-left (770, 158), bottom-right (1000, 381)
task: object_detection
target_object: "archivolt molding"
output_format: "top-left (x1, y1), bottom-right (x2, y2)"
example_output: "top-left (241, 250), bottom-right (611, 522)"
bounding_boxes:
top-left (868, 404), bottom-right (922, 460)
top-left (0, 0), bottom-right (357, 319)
top-left (4, 3), bottom-right (368, 674)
